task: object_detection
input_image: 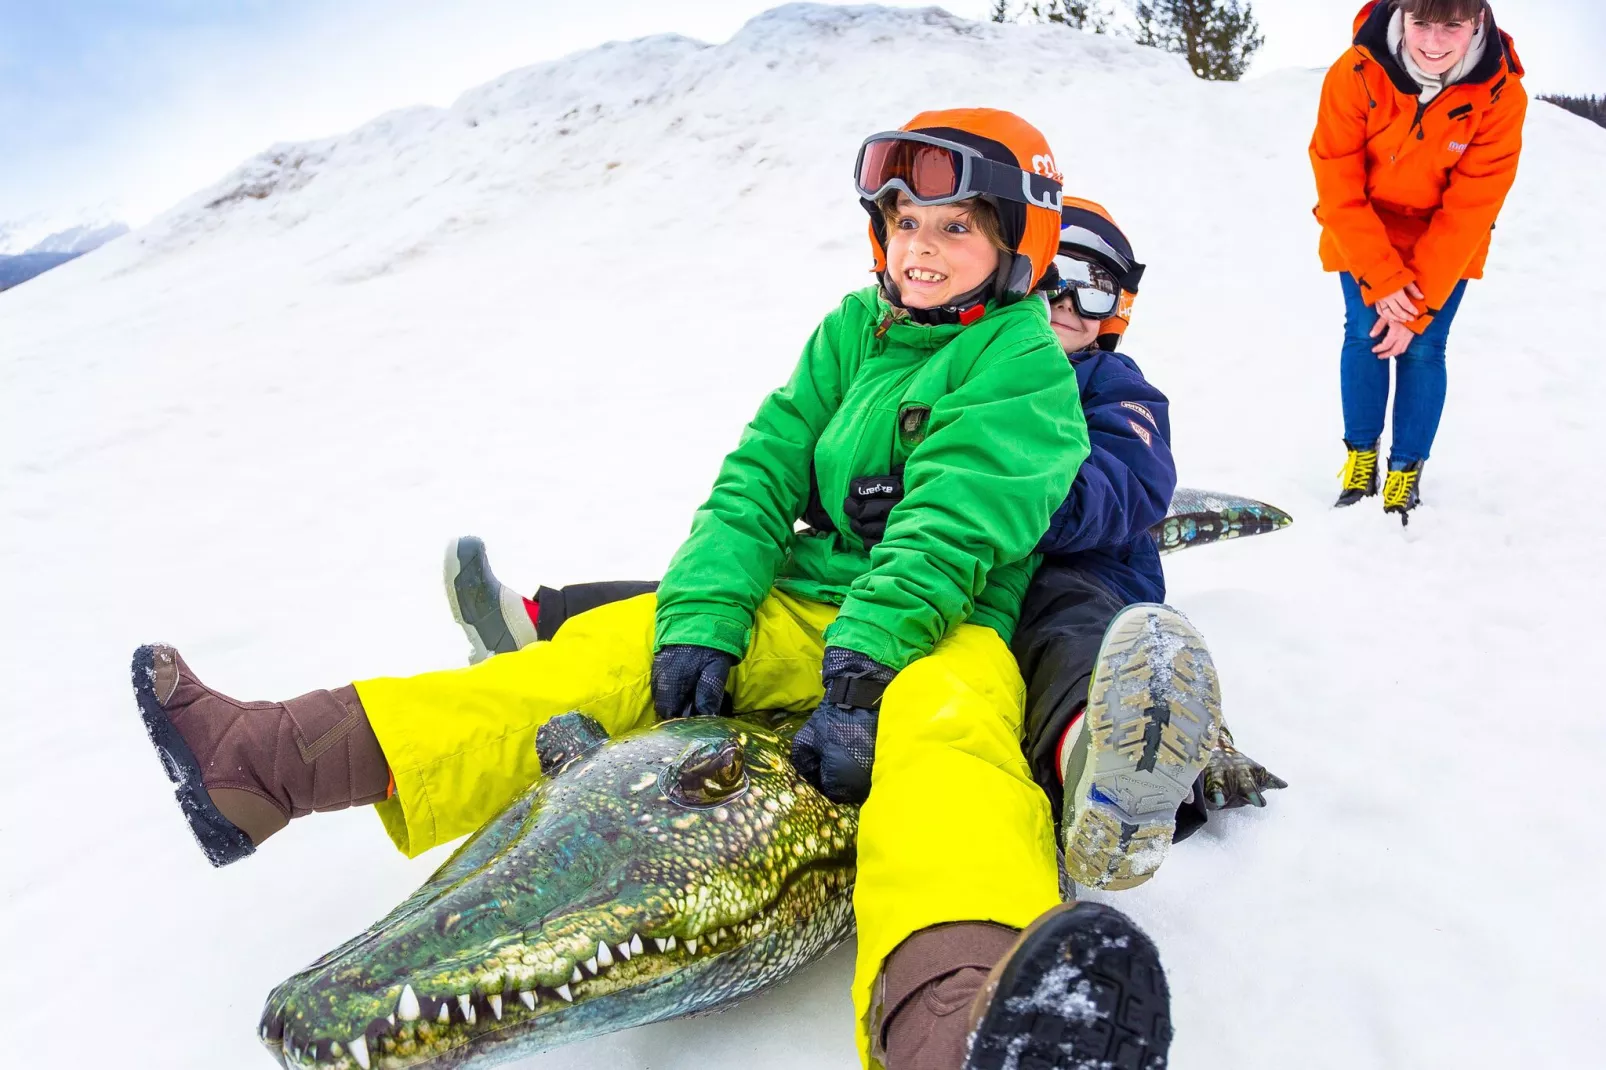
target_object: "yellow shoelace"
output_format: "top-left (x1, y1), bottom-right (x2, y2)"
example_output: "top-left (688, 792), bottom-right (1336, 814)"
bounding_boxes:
top-left (1382, 467), bottom-right (1420, 509)
top-left (1338, 448), bottom-right (1379, 491)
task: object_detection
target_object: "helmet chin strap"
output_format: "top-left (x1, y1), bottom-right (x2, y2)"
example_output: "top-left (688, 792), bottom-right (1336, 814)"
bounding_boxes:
top-left (880, 251), bottom-right (1027, 326)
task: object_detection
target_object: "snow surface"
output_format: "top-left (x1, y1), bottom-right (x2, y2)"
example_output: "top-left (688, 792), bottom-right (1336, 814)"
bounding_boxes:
top-left (4, 4), bottom-right (1604, 1067)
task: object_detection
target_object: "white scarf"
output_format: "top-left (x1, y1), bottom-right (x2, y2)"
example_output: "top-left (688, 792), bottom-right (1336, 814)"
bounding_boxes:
top-left (1389, 7), bottom-right (1489, 103)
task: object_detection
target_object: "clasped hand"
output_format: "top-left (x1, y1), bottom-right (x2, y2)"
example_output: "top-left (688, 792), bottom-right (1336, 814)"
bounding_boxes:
top-left (1369, 282), bottom-right (1425, 359)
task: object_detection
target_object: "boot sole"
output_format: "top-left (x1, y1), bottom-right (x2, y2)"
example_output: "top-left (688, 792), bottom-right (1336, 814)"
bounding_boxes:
top-left (130, 645), bottom-right (256, 868)
top-left (443, 536), bottom-right (535, 665)
top-left (1062, 605), bottom-right (1221, 891)
top-left (964, 902), bottom-right (1171, 1070)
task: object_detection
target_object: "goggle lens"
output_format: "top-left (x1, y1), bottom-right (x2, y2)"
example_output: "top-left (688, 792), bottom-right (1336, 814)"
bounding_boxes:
top-left (858, 138), bottom-right (962, 202)
top-left (1051, 253), bottom-right (1120, 318)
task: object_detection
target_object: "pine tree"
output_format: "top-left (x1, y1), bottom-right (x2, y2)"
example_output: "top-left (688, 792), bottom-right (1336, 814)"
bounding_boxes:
top-left (1021, 1), bottom-right (1115, 33)
top-left (1539, 94), bottom-right (1606, 129)
top-left (990, 0), bottom-right (1014, 23)
top-left (1131, 0), bottom-right (1265, 81)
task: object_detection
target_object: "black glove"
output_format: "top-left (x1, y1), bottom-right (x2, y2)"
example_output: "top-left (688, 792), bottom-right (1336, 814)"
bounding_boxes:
top-left (651, 644), bottom-right (737, 719)
top-left (1200, 724), bottom-right (1288, 809)
top-left (841, 472), bottom-right (904, 547)
top-left (790, 647), bottom-right (897, 804)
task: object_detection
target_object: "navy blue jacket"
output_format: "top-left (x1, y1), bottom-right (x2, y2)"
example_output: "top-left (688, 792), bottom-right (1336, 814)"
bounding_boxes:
top-left (1035, 349), bottom-right (1174, 605)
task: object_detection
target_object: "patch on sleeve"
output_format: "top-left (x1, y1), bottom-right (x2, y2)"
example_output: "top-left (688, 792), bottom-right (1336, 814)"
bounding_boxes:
top-left (1120, 401), bottom-right (1156, 425)
top-left (1127, 419), bottom-right (1153, 447)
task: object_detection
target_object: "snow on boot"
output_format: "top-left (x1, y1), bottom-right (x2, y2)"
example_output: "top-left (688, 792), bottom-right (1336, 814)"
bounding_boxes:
top-left (130, 645), bottom-right (390, 867)
top-left (1060, 604), bottom-right (1221, 891)
top-left (1382, 460), bottom-right (1425, 526)
top-left (962, 902), bottom-right (1172, 1070)
top-left (1334, 441), bottom-right (1380, 507)
top-left (444, 535), bottom-right (539, 664)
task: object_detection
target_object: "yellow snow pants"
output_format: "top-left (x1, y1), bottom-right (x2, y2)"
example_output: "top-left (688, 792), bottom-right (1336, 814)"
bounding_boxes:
top-left (354, 590), bottom-right (1061, 1068)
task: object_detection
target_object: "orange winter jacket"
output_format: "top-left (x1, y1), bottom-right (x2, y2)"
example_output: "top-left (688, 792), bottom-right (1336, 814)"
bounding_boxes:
top-left (1310, 1), bottom-right (1526, 332)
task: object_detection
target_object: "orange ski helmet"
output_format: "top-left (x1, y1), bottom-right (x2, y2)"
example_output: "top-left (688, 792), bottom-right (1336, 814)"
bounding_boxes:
top-left (859, 108), bottom-right (1065, 303)
top-left (1051, 197), bottom-right (1146, 351)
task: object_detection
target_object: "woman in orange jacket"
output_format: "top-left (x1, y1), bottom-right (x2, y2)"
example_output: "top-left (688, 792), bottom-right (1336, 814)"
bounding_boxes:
top-left (1310, 0), bottom-right (1526, 522)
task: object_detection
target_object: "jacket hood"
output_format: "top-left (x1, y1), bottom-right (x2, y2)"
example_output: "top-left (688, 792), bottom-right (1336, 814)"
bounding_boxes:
top-left (1351, 1), bottom-right (1523, 96)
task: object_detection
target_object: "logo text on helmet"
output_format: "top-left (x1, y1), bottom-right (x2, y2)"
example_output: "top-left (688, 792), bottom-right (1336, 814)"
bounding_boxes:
top-left (1031, 154), bottom-right (1063, 182)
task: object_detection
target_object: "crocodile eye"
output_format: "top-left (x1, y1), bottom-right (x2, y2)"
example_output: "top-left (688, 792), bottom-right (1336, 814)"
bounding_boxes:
top-left (668, 740), bottom-right (747, 807)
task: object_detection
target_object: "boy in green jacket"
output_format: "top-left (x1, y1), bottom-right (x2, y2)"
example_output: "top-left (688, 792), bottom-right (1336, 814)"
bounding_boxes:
top-left (133, 110), bottom-right (1198, 1069)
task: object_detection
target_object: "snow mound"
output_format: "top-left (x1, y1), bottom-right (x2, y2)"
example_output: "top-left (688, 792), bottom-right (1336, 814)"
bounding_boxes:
top-left (3, 5), bottom-right (1605, 1070)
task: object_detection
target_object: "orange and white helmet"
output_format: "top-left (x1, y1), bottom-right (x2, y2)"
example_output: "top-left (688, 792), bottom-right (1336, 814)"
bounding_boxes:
top-left (1046, 198), bottom-right (1145, 351)
top-left (855, 108), bottom-right (1065, 305)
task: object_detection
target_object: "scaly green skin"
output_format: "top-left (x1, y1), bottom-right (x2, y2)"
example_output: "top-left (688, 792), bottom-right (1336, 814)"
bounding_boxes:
top-left (1152, 487), bottom-right (1293, 555)
top-left (260, 713), bottom-right (856, 1069)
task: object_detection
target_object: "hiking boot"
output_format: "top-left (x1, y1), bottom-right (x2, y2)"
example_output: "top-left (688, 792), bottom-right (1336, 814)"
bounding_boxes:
top-left (444, 536), bottom-right (539, 664)
top-left (130, 645), bottom-right (390, 867)
top-left (963, 903), bottom-right (1172, 1070)
top-left (1382, 460), bottom-right (1425, 526)
top-left (1060, 604), bottom-right (1221, 890)
top-left (1335, 441), bottom-right (1381, 507)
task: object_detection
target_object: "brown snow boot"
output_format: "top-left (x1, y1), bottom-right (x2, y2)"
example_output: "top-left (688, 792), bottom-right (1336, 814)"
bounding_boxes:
top-left (131, 644), bottom-right (390, 867)
top-left (873, 921), bottom-right (1019, 1070)
top-left (963, 903), bottom-right (1172, 1070)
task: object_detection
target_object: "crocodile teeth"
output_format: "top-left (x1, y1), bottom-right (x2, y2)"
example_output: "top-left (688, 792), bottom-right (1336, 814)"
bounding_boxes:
top-left (616, 940), bottom-right (632, 960)
top-left (571, 965), bottom-right (584, 984)
top-left (458, 994), bottom-right (476, 1024)
top-left (437, 1002), bottom-right (451, 1024)
top-left (387, 1014), bottom-right (396, 1027)
top-left (519, 990), bottom-right (537, 1011)
top-left (630, 933), bottom-right (644, 956)
top-left (397, 984), bottom-right (420, 1022)
top-left (556, 983), bottom-right (574, 1003)
top-left (718, 927), bottom-right (730, 943)
top-left (349, 1035), bottom-right (372, 1070)
top-left (488, 994), bottom-right (503, 1020)
top-left (583, 957), bottom-right (598, 975)
top-left (685, 937), bottom-right (699, 955)
top-left (653, 937), bottom-right (669, 953)
top-left (596, 940), bottom-right (614, 968)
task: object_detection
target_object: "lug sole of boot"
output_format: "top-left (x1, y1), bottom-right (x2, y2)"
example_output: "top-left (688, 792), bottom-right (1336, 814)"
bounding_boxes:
top-left (1062, 605), bottom-right (1221, 891)
top-left (129, 645), bottom-right (256, 868)
top-left (443, 536), bottom-right (534, 665)
top-left (964, 902), bottom-right (1171, 1070)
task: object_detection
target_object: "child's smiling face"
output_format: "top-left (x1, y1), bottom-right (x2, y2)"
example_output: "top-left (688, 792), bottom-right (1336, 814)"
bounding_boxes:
top-left (1048, 293), bottom-right (1102, 353)
top-left (883, 194), bottom-right (1002, 309)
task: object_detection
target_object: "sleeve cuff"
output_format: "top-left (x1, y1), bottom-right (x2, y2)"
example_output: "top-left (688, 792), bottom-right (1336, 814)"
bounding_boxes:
top-left (1359, 265), bottom-right (1415, 304)
top-left (654, 605), bottom-right (752, 659)
top-left (822, 616), bottom-right (917, 672)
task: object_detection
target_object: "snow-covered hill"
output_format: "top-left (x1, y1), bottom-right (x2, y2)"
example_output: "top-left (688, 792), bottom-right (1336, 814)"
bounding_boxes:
top-left (3, 5), bottom-right (1604, 1068)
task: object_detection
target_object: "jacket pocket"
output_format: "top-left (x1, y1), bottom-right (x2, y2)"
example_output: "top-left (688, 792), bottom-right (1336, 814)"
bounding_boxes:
top-left (896, 403), bottom-right (931, 452)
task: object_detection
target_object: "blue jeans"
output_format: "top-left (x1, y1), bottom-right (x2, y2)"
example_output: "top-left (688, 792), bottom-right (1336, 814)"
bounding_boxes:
top-left (1339, 272), bottom-right (1468, 465)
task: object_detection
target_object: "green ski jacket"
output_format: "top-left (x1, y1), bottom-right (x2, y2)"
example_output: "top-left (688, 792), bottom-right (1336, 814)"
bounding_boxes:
top-left (654, 285), bottom-right (1089, 670)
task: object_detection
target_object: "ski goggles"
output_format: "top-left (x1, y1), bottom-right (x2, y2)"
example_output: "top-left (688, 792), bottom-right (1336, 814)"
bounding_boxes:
top-left (855, 130), bottom-right (1063, 211)
top-left (1047, 252), bottom-right (1121, 319)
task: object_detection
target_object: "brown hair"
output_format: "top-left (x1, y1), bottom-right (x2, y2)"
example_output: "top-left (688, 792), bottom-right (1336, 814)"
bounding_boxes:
top-left (877, 193), bottom-right (1011, 253)
top-left (1394, 0), bottom-right (1488, 24)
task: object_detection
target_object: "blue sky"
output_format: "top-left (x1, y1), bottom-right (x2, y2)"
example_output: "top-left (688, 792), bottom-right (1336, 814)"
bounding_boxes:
top-left (3, 1), bottom-right (1601, 228)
